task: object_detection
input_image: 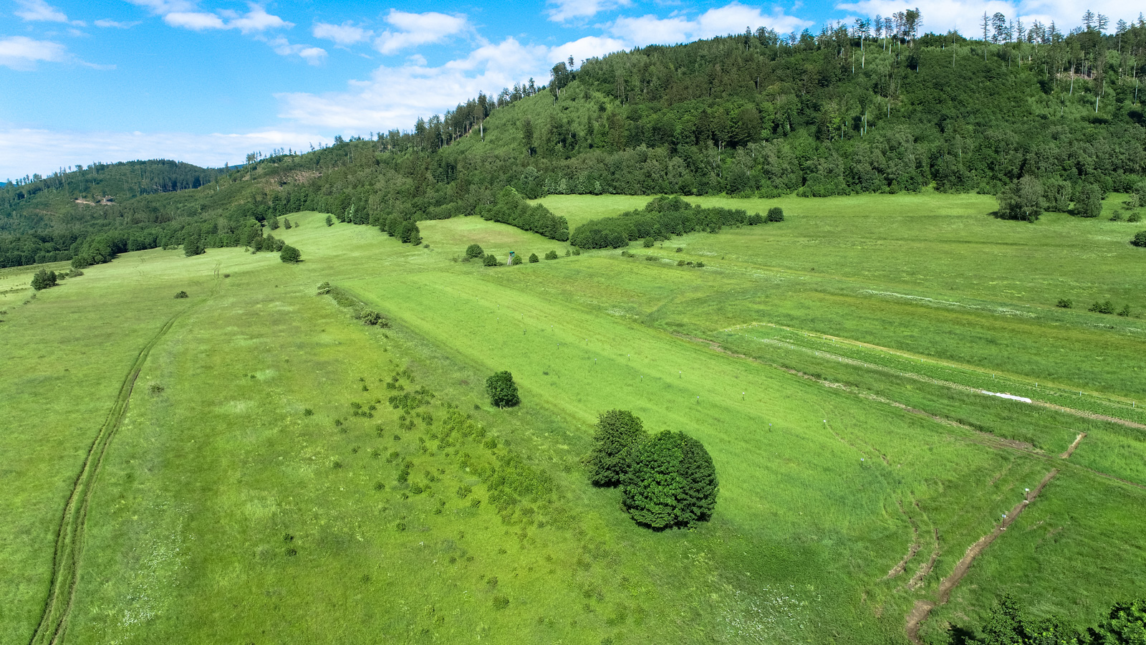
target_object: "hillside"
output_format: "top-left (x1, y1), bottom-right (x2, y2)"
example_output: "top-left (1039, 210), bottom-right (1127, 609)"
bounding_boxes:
top-left (2, 18), bottom-right (1145, 268)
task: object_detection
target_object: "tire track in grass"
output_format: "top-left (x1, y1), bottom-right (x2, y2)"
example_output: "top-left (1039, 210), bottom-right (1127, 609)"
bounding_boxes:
top-left (904, 468), bottom-right (1059, 644)
top-left (28, 314), bottom-right (182, 645)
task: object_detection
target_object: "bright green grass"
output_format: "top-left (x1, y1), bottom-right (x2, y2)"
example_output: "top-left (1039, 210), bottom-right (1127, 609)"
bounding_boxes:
top-left (3, 205), bottom-right (1145, 645)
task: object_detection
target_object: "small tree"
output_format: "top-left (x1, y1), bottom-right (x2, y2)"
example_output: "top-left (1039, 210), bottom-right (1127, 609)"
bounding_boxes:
top-left (31, 269), bottom-right (57, 291)
top-left (544, 250), bottom-right (559, 260)
top-left (465, 244), bottom-right (485, 259)
top-left (485, 371), bottom-right (520, 408)
top-left (280, 245), bottom-right (301, 263)
top-left (1056, 298), bottom-right (1073, 308)
top-left (1132, 231), bottom-right (1146, 247)
top-left (642, 237), bottom-right (655, 248)
top-left (996, 176), bottom-right (1044, 222)
top-left (511, 254), bottom-right (523, 265)
top-left (325, 215), bottom-right (334, 226)
top-left (766, 207), bottom-right (784, 222)
top-left (1074, 184), bottom-right (1103, 218)
top-left (483, 254), bottom-right (498, 267)
top-left (528, 253), bottom-right (539, 263)
top-left (268, 216), bottom-right (280, 230)
top-left (283, 218), bottom-right (292, 229)
top-left (184, 237), bottom-right (205, 256)
top-left (747, 213), bottom-right (764, 225)
top-left (174, 290), bottom-right (189, 299)
top-left (587, 410), bottom-right (647, 487)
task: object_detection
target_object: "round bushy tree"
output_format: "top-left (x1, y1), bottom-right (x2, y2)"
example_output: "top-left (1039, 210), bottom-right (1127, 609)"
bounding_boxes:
top-left (622, 431), bottom-right (718, 529)
top-left (483, 254), bottom-right (498, 267)
top-left (280, 245), bottom-right (301, 263)
top-left (766, 207), bottom-right (784, 222)
top-left (544, 250), bottom-right (559, 260)
top-left (31, 269), bottom-right (57, 291)
top-left (466, 244), bottom-right (485, 259)
top-left (1132, 231), bottom-right (1146, 248)
top-left (528, 253), bottom-right (539, 263)
top-left (511, 254), bottom-right (523, 265)
top-left (486, 371), bottom-right (520, 408)
top-left (588, 410), bottom-right (646, 487)
top-left (996, 176), bottom-right (1044, 222)
top-left (1074, 184), bottom-right (1103, 218)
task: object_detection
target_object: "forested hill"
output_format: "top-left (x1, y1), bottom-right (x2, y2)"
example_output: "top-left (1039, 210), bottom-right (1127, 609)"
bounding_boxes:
top-left (3, 13), bottom-right (1146, 267)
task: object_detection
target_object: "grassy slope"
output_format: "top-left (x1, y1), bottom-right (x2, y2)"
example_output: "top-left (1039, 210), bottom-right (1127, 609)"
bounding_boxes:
top-left (1, 197), bottom-right (1143, 644)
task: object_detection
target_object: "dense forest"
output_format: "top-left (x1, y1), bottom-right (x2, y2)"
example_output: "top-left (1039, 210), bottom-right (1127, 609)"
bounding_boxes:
top-left (2, 11), bottom-right (1145, 268)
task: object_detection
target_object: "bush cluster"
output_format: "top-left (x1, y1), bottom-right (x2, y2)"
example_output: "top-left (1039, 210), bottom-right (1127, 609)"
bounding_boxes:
top-left (586, 410), bottom-right (718, 529)
top-left (280, 244), bottom-right (301, 263)
top-left (570, 196), bottom-right (779, 249)
top-left (476, 187), bottom-right (569, 241)
top-left (31, 269), bottom-right (57, 291)
top-left (486, 371), bottom-right (520, 408)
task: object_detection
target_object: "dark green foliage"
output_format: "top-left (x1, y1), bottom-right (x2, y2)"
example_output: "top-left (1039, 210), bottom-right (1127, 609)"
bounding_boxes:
top-left (571, 196), bottom-right (766, 249)
top-left (361, 310), bottom-right (388, 326)
top-left (174, 290), bottom-right (188, 299)
top-left (477, 187), bottom-right (569, 241)
top-left (511, 253), bottom-right (523, 265)
top-left (1085, 598), bottom-right (1146, 644)
top-left (621, 430), bottom-right (718, 529)
top-left (642, 237), bottom-right (654, 247)
top-left (1129, 214), bottom-right (1142, 223)
top-left (528, 253), bottom-right (539, 263)
top-left (1118, 305), bottom-right (1132, 317)
top-left (183, 236), bottom-right (206, 256)
top-left (30, 269), bottom-right (57, 291)
top-left (325, 215), bottom-right (333, 226)
top-left (747, 213), bottom-right (764, 225)
top-left (956, 595), bottom-right (1146, 645)
top-left (283, 218), bottom-right (292, 229)
top-left (486, 371), bottom-right (519, 408)
top-left (483, 254), bottom-right (498, 267)
top-left (571, 248), bottom-right (580, 255)
top-left (1090, 301), bottom-right (1116, 314)
top-left (587, 410), bottom-right (647, 487)
top-left (766, 207), bottom-right (784, 222)
top-left (465, 244), bottom-right (485, 259)
top-left (544, 250), bottom-right (559, 260)
top-left (1056, 299), bottom-right (1072, 309)
top-left (1132, 231), bottom-right (1146, 247)
top-left (492, 595), bottom-right (509, 610)
top-left (280, 244), bottom-right (301, 263)
top-left (1074, 184), bottom-right (1104, 218)
top-left (996, 176), bottom-right (1044, 222)
top-left (268, 216), bottom-right (280, 230)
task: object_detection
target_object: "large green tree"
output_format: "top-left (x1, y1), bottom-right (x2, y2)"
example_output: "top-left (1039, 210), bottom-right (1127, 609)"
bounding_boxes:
top-left (622, 430), bottom-right (718, 529)
top-left (485, 371), bottom-right (520, 408)
top-left (997, 176), bottom-right (1044, 222)
top-left (587, 410), bottom-right (647, 487)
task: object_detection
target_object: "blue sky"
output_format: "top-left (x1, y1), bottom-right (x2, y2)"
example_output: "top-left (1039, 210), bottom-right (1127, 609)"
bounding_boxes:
top-left (0, 0), bottom-right (1134, 179)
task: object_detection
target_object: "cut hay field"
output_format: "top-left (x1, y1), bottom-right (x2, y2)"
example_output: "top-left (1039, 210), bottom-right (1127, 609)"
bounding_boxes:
top-left (3, 194), bottom-right (1145, 645)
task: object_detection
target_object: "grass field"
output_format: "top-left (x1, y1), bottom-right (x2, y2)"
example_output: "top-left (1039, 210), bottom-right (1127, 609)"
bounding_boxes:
top-left (3, 194), bottom-right (1145, 644)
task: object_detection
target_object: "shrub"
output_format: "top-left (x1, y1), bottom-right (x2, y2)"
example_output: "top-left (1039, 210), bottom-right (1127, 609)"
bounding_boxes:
top-left (677, 260), bottom-right (686, 266)
top-left (642, 237), bottom-right (655, 248)
top-left (183, 237), bottom-right (206, 256)
top-left (1129, 213), bottom-right (1142, 223)
top-left (316, 281), bottom-right (331, 295)
top-left (621, 431), bottom-right (718, 529)
top-left (572, 247), bottom-right (581, 255)
top-left (362, 310), bottom-right (388, 326)
top-left (588, 410), bottom-right (647, 487)
top-left (1110, 211), bottom-right (1124, 222)
top-left (486, 371), bottom-right (520, 408)
top-left (695, 261), bottom-right (705, 268)
top-left (675, 247), bottom-right (683, 252)
top-left (511, 254), bottom-right (523, 265)
top-left (325, 215), bottom-right (333, 226)
top-left (283, 218), bottom-right (292, 229)
top-left (483, 254), bottom-right (498, 267)
top-left (465, 244), bottom-right (485, 259)
top-left (544, 250), bottom-right (559, 260)
top-left (528, 253), bottom-right (539, 263)
top-left (1118, 304), bottom-right (1131, 317)
top-left (492, 595), bottom-right (509, 610)
top-left (280, 245), bottom-right (301, 263)
top-left (747, 213), bottom-right (764, 225)
top-left (1132, 231), bottom-right (1146, 247)
top-left (174, 290), bottom-right (189, 299)
top-left (766, 207), bottom-right (784, 222)
top-left (1056, 299), bottom-right (1072, 309)
top-left (1089, 300), bottom-right (1115, 314)
top-left (644, 255), bottom-right (658, 261)
top-left (30, 269), bottom-right (57, 291)
top-left (303, 408), bottom-right (313, 416)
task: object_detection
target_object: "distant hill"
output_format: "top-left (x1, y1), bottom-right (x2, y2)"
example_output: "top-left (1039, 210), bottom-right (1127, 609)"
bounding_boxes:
top-left (2, 16), bottom-right (1145, 267)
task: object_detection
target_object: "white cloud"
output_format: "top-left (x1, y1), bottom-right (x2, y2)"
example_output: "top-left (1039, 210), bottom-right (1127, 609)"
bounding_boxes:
top-left (0, 36), bottom-right (68, 70)
top-left (14, 0), bottom-right (85, 26)
top-left (126, 0), bottom-right (197, 14)
top-left (374, 9), bottom-right (468, 54)
top-left (268, 36), bottom-right (327, 65)
top-left (610, 2), bottom-right (811, 46)
top-left (0, 127), bottom-right (330, 180)
top-left (223, 4), bottom-right (291, 34)
top-left (547, 0), bottom-right (632, 22)
top-left (277, 37), bottom-right (551, 130)
top-left (313, 21), bottom-right (372, 46)
top-left (548, 36), bottom-right (629, 66)
top-left (164, 11), bottom-right (227, 30)
top-left (95, 19), bottom-right (141, 28)
top-left (835, 0), bottom-right (1139, 36)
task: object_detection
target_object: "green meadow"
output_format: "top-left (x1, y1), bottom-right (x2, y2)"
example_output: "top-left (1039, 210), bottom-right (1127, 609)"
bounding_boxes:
top-left (3, 194), bottom-right (1145, 644)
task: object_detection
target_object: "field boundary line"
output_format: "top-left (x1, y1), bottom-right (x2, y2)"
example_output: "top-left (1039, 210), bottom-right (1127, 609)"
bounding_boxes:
top-left (904, 469), bottom-right (1059, 644)
top-left (28, 312), bottom-right (183, 645)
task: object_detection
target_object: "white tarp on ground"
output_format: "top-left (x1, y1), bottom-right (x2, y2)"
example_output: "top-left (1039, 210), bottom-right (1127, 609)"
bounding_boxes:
top-left (981, 391), bottom-right (1032, 403)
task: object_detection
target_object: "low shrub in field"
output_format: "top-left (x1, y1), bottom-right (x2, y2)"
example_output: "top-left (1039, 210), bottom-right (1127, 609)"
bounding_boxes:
top-left (1089, 300), bottom-right (1115, 314)
top-left (766, 207), bottom-right (785, 222)
top-left (280, 245), bottom-right (301, 263)
top-left (572, 248), bottom-right (581, 255)
top-left (544, 250), bottom-right (559, 260)
top-left (325, 215), bottom-right (333, 226)
top-left (644, 255), bottom-right (658, 262)
top-left (747, 213), bottom-right (764, 224)
top-left (486, 371), bottom-right (520, 408)
top-left (174, 290), bottom-right (189, 299)
top-left (483, 254), bottom-right (498, 267)
top-left (528, 253), bottom-right (539, 263)
top-left (1132, 231), bottom-right (1146, 247)
top-left (492, 595), bottom-right (509, 610)
top-left (511, 254), bottom-right (523, 265)
top-left (316, 281), bottom-right (331, 295)
top-left (694, 261), bottom-right (705, 268)
top-left (1118, 304), bottom-right (1132, 317)
top-left (31, 269), bottom-right (57, 291)
top-left (361, 310), bottom-right (388, 326)
top-left (1129, 213), bottom-right (1142, 223)
top-left (465, 244), bottom-right (484, 259)
top-left (642, 237), bottom-right (655, 247)
top-left (1056, 299), bottom-right (1073, 309)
